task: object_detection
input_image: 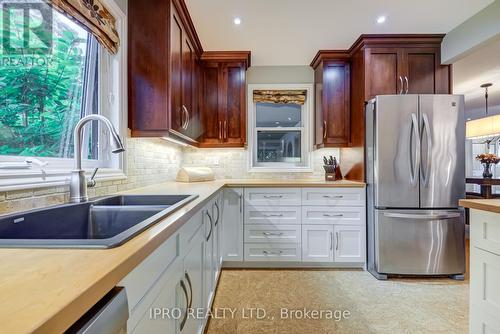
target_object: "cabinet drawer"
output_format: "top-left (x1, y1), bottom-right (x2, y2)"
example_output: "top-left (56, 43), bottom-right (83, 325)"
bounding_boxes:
top-left (244, 243), bottom-right (301, 261)
top-left (302, 188), bottom-right (365, 206)
top-left (302, 206), bottom-right (364, 225)
top-left (245, 206), bottom-right (301, 225)
top-left (470, 210), bottom-right (500, 256)
top-left (245, 188), bottom-right (301, 206)
top-left (119, 233), bottom-right (179, 313)
top-left (244, 225), bottom-right (301, 243)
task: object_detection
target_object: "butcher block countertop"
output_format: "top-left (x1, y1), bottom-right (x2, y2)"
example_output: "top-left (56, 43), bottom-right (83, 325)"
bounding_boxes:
top-left (460, 199), bottom-right (500, 214)
top-left (0, 178), bottom-right (365, 334)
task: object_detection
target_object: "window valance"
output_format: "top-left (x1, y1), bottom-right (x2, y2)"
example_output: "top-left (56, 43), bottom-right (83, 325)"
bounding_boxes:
top-left (50, 0), bottom-right (120, 54)
top-left (253, 90), bottom-right (307, 105)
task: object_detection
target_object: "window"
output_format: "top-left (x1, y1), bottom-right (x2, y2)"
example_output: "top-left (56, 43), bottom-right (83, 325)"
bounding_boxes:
top-left (248, 84), bottom-right (313, 171)
top-left (0, 0), bottom-right (126, 188)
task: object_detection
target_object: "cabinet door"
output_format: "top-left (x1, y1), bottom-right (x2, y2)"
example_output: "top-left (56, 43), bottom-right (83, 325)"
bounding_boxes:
top-left (182, 35), bottom-right (194, 136)
top-left (203, 206), bottom-right (214, 309)
top-left (212, 197), bottom-right (222, 283)
top-left (222, 188), bottom-right (244, 261)
top-left (323, 61), bottom-right (350, 146)
top-left (302, 225), bottom-right (333, 262)
top-left (131, 260), bottom-right (182, 334)
top-left (404, 48), bottom-right (450, 94)
top-left (223, 62), bottom-right (246, 146)
top-left (333, 225), bottom-right (365, 263)
top-left (201, 62), bottom-right (223, 145)
top-left (366, 48), bottom-right (404, 99)
top-left (170, 5), bottom-right (184, 134)
top-left (182, 226), bottom-right (205, 334)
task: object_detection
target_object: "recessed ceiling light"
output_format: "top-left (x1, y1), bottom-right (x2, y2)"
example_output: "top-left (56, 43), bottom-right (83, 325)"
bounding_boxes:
top-left (233, 17), bottom-right (242, 25)
top-left (376, 16), bottom-right (387, 24)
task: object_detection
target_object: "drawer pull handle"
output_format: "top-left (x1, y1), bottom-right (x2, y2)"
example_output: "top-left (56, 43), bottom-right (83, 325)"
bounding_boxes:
top-left (262, 232), bottom-right (284, 236)
top-left (322, 195), bottom-right (344, 199)
top-left (323, 213), bottom-right (344, 217)
top-left (263, 195), bottom-right (283, 199)
top-left (265, 214), bottom-right (284, 217)
top-left (262, 250), bottom-right (283, 255)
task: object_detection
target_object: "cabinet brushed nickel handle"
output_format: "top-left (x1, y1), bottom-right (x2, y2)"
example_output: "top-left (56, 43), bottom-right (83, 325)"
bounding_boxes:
top-left (404, 76), bottom-right (409, 94)
top-left (224, 120), bottom-right (227, 139)
top-left (219, 121), bottom-right (222, 139)
top-left (323, 120), bottom-right (327, 139)
top-left (181, 105), bottom-right (189, 129)
top-left (399, 76), bottom-right (403, 95)
top-left (335, 232), bottom-right (339, 251)
top-left (263, 195), bottom-right (283, 199)
top-left (180, 280), bottom-right (189, 331)
top-left (262, 250), bottom-right (283, 255)
top-left (214, 201), bottom-right (220, 226)
top-left (206, 210), bottom-right (213, 241)
top-left (323, 213), bottom-right (344, 217)
top-left (265, 213), bottom-right (284, 217)
top-left (330, 231), bottom-right (333, 250)
top-left (322, 195), bottom-right (343, 199)
top-left (184, 271), bottom-right (193, 309)
top-left (262, 232), bottom-right (284, 236)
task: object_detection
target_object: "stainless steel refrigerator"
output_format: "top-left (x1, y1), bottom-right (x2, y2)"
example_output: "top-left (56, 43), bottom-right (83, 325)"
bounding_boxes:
top-left (365, 95), bottom-right (466, 280)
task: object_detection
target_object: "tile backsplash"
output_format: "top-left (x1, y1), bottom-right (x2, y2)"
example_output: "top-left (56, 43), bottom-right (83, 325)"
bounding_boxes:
top-left (0, 139), bottom-right (342, 215)
top-left (182, 147), bottom-right (341, 179)
top-left (0, 138), bottom-right (183, 214)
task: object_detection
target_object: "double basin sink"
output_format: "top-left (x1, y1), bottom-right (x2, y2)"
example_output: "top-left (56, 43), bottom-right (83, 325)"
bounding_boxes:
top-left (0, 195), bottom-right (198, 249)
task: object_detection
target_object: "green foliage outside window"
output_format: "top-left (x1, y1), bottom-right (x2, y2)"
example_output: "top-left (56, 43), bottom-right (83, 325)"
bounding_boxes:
top-left (0, 6), bottom-right (89, 158)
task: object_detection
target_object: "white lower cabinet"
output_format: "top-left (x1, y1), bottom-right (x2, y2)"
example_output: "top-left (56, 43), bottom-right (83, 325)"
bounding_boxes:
top-left (182, 225), bottom-right (205, 334)
top-left (333, 225), bottom-right (365, 263)
top-left (222, 188), bottom-right (244, 261)
top-left (123, 190), bottom-right (224, 334)
top-left (302, 225), bottom-right (333, 262)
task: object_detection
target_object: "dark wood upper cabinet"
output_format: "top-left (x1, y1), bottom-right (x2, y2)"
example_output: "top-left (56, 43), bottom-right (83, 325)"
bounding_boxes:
top-left (128, 0), bottom-right (202, 144)
top-left (128, 0), bottom-right (249, 146)
top-left (311, 34), bottom-right (452, 181)
top-left (199, 52), bottom-right (250, 148)
top-left (313, 57), bottom-right (350, 148)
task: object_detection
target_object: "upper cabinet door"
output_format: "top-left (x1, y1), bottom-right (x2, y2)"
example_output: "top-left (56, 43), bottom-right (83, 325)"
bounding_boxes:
top-left (403, 48), bottom-right (450, 94)
top-left (323, 61), bottom-right (350, 146)
top-left (170, 6), bottom-right (184, 135)
top-left (224, 62), bottom-right (246, 146)
top-left (366, 48), bottom-right (404, 99)
top-left (201, 62), bottom-right (223, 145)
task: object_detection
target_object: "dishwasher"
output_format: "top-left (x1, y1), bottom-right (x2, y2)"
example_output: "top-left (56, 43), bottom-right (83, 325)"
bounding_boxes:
top-left (66, 287), bottom-right (129, 334)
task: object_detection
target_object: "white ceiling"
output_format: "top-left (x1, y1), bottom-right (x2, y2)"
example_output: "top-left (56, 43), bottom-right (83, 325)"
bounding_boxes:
top-left (185, 0), bottom-right (493, 66)
top-left (453, 37), bottom-right (500, 119)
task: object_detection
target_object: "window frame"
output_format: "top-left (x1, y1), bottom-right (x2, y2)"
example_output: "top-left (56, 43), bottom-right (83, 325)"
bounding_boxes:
top-left (247, 83), bottom-right (314, 172)
top-left (0, 0), bottom-right (127, 191)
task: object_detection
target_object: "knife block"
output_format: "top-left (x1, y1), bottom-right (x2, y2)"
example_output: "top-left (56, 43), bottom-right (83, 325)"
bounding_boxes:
top-left (325, 172), bottom-right (337, 181)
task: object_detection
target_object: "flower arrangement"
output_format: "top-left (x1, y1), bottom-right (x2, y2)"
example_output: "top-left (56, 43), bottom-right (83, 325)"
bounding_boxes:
top-left (476, 153), bottom-right (500, 178)
top-left (476, 153), bottom-right (500, 164)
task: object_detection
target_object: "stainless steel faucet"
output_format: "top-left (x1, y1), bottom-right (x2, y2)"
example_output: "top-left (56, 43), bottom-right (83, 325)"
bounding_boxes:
top-left (69, 115), bottom-right (125, 203)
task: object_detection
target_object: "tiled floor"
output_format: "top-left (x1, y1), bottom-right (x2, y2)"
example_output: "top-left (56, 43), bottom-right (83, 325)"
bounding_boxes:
top-left (206, 269), bottom-right (468, 334)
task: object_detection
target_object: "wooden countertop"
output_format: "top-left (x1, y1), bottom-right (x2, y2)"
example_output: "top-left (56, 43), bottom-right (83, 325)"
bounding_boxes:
top-left (460, 199), bottom-right (500, 214)
top-left (0, 178), bottom-right (364, 334)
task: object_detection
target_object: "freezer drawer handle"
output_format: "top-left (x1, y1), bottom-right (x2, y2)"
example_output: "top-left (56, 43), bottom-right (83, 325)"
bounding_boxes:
top-left (383, 212), bottom-right (461, 220)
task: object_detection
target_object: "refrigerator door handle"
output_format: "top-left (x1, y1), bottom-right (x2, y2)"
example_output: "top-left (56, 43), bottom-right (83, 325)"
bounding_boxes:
top-left (408, 113), bottom-right (420, 186)
top-left (421, 113), bottom-right (432, 187)
top-left (383, 212), bottom-right (461, 220)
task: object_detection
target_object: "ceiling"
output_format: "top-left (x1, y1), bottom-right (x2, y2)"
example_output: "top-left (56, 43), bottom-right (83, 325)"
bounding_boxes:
top-left (185, 0), bottom-right (492, 66)
top-left (453, 37), bottom-right (500, 119)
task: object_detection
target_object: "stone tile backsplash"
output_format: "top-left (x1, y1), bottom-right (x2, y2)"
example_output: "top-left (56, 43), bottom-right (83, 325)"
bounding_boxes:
top-left (0, 139), bottom-right (341, 215)
top-left (0, 138), bottom-right (183, 214)
top-left (182, 147), bottom-right (341, 180)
